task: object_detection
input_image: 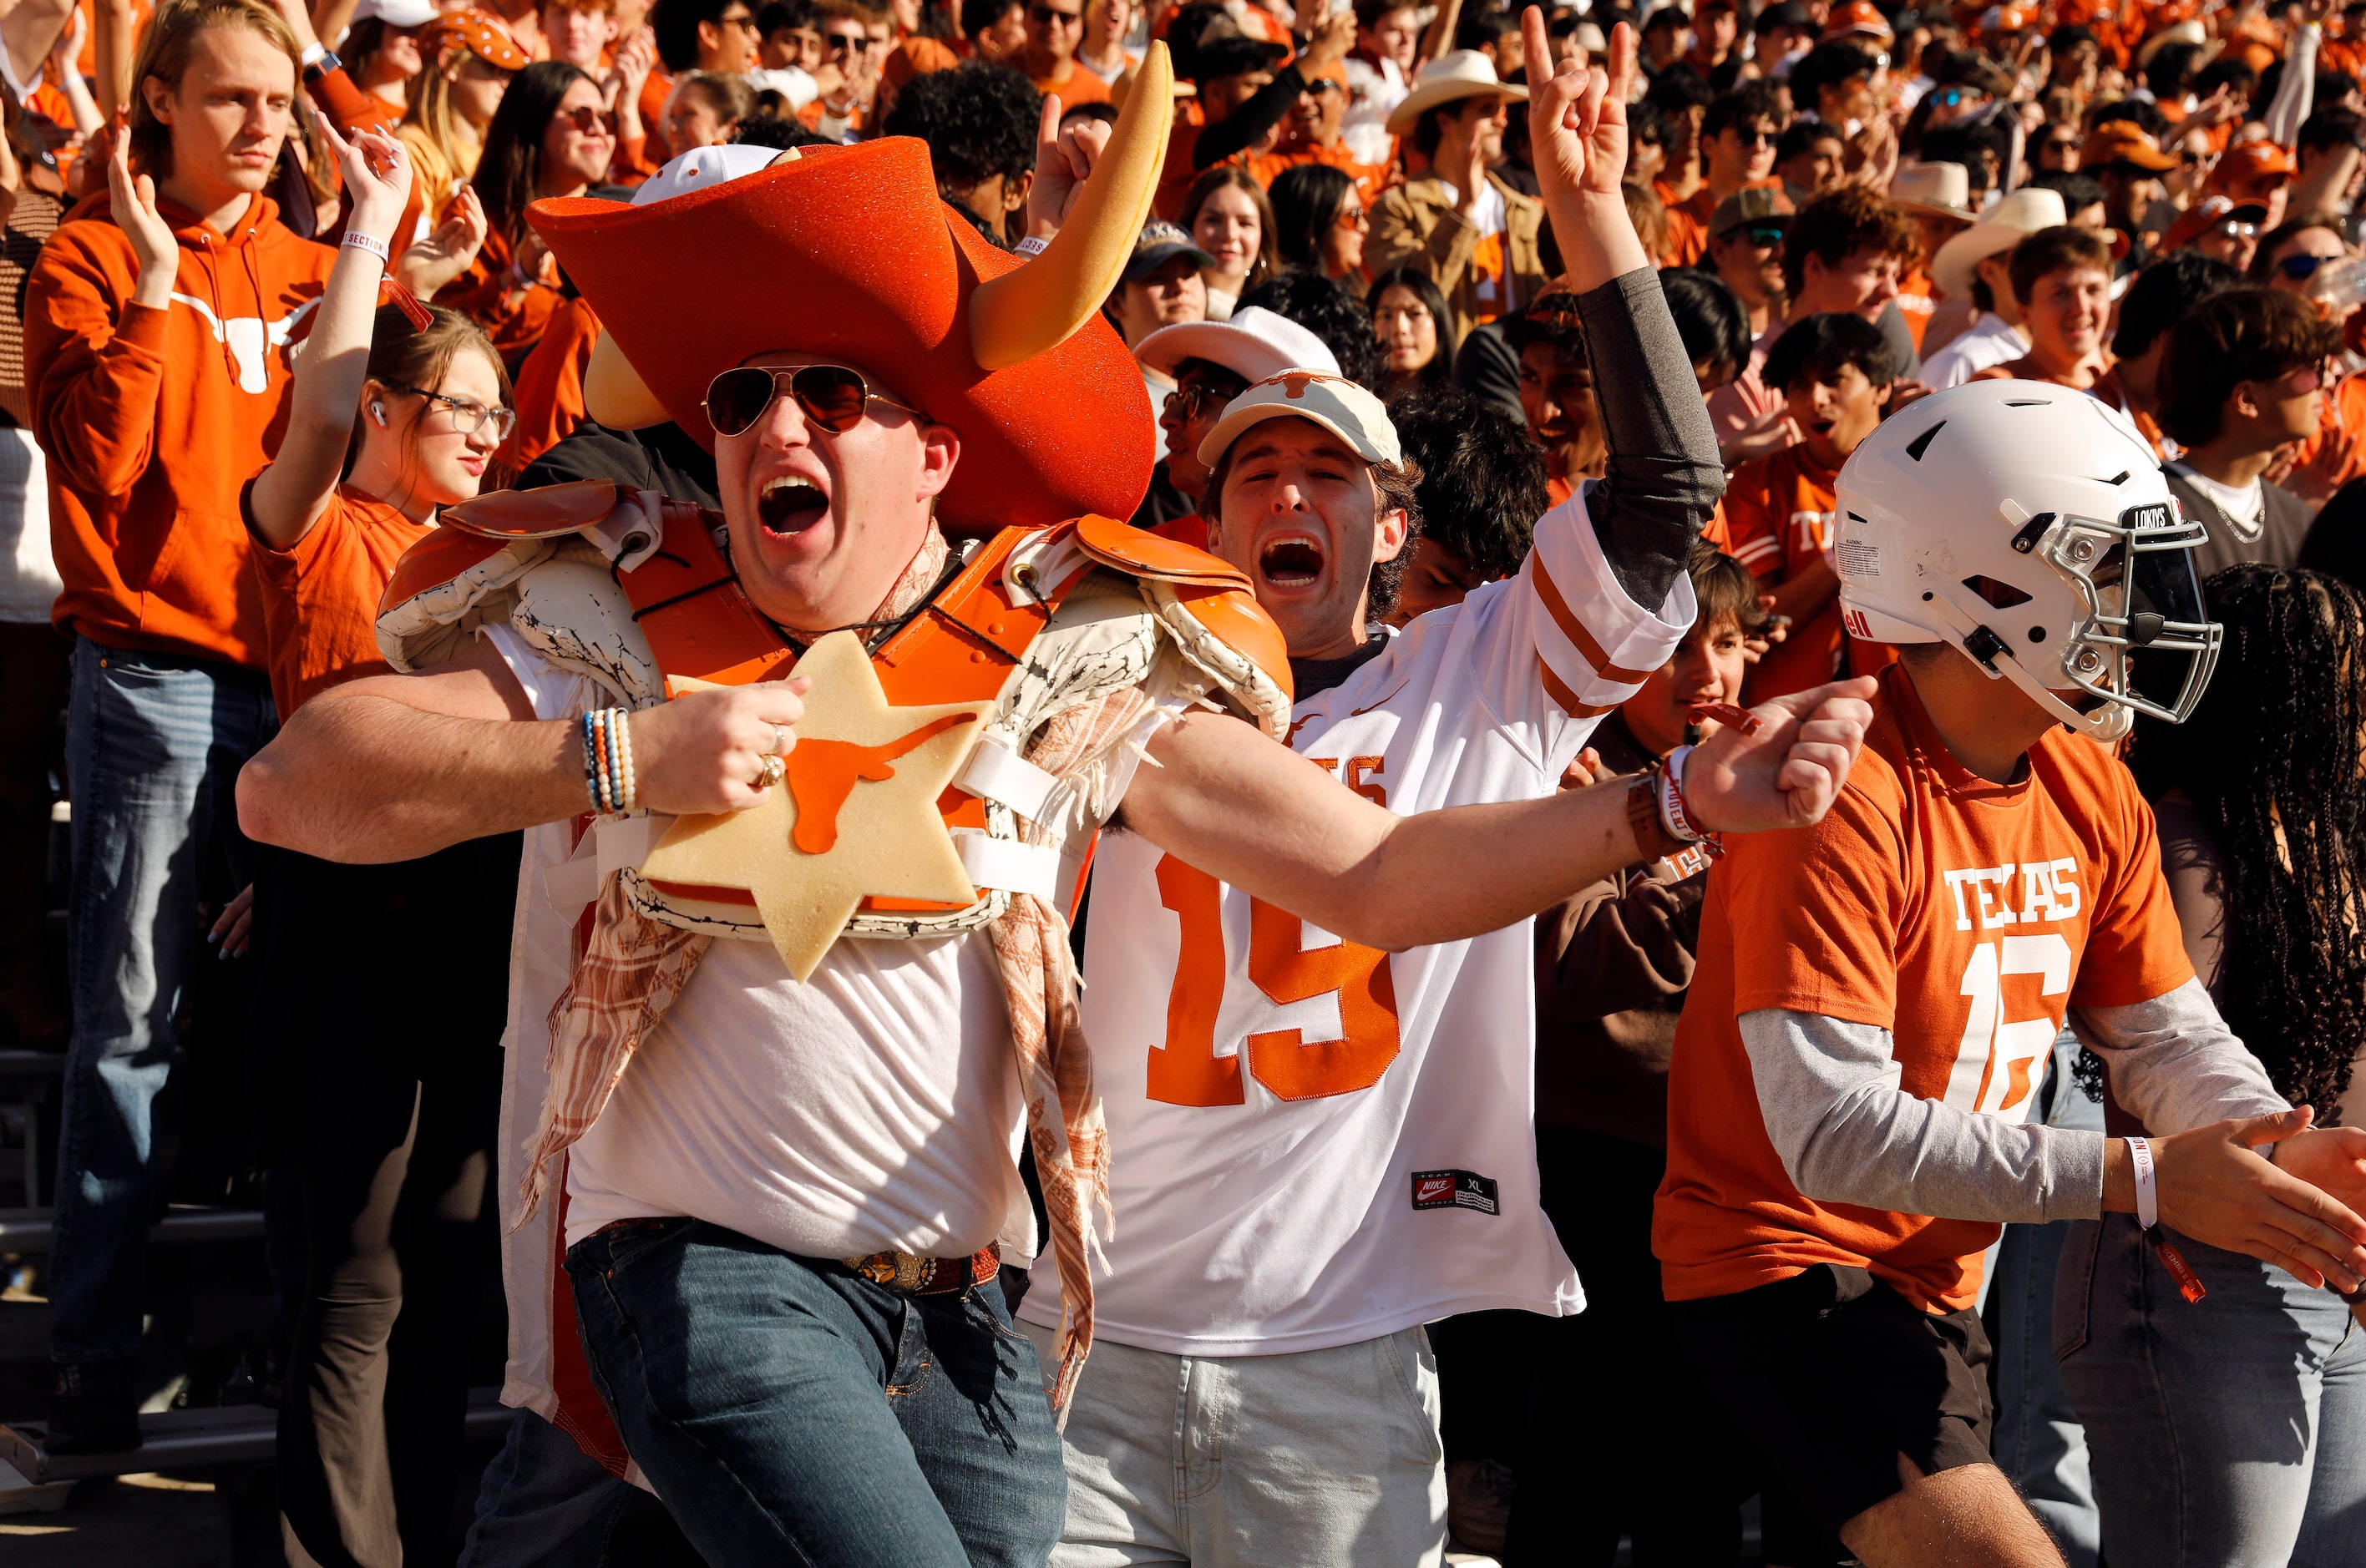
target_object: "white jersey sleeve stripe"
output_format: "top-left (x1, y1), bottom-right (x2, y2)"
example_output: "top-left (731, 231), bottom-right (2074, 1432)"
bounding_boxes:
top-left (1522, 491), bottom-right (1697, 723)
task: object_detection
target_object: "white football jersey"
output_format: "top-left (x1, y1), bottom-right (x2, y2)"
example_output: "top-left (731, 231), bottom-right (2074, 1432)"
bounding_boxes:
top-left (1019, 495), bottom-right (1695, 1355)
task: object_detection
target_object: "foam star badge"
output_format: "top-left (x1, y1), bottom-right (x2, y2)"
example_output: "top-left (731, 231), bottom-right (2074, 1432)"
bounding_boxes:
top-left (639, 630), bottom-right (994, 980)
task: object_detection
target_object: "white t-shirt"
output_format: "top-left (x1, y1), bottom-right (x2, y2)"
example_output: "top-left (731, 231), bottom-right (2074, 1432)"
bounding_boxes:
top-left (1019, 492), bottom-right (1693, 1356)
top-left (1920, 310), bottom-right (2029, 390)
top-left (488, 629), bottom-right (1030, 1266)
top-left (2168, 461), bottom-right (2267, 537)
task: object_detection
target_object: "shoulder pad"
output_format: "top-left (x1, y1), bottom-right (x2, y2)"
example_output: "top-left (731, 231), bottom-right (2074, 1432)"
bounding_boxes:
top-left (379, 525), bottom-right (515, 622)
top-left (1146, 578), bottom-right (1293, 740)
top-left (442, 479), bottom-right (626, 539)
top-left (1070, 513), bottom-right (1250, 588)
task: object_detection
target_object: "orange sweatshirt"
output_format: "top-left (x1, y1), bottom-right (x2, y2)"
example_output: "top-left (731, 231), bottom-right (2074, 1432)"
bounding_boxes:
top-left (29, 191), bottom-right (335, 668)
top-left (491, 294), bottom-right (599, 487)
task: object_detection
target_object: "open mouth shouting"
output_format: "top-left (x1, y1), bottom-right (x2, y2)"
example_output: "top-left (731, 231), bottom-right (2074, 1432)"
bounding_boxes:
top-left (1259, 533), bottom-right (1327, 589)
top-left (757, 473), bottom-right (830, 535)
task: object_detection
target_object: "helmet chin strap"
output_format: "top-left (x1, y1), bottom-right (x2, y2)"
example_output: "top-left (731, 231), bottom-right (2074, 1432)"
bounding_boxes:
top-left (1918, 587), bottom-right (2131, 742)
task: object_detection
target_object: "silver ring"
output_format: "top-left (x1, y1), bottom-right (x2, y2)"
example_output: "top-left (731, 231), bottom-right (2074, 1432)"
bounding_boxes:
top-left (755, 753), bottom-right (785, 790)
top-left (768, 722), bottom-right (789, 756)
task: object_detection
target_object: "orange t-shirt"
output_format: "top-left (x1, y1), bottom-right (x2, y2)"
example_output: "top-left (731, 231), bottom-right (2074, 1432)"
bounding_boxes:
top-left (493, 294), bottom-right (600, 487)
top-left (1897, 266), bottom-right (1936, 351)
top-left (1654, 665), bottom-right (2195, 1313)
top-left (1724, 441), bottom-right (1846, 702)
top-left (1248, 139), bottom-right (1395, 209)
top-left (2285, 368), bottom-right (2366, 492)
top-left (1031, 60), bottom-right (1113, 107)
top-left (1662, 185), bottom-right (1713, 270)
top-left (246, 483), bottom-right (433, 718)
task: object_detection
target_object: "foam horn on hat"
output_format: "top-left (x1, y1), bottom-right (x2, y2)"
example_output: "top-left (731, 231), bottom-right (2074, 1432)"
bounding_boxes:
top-left (584, 330), bottom-right (671, 429)
top-left (968, 41), bottom-right (1173, 371)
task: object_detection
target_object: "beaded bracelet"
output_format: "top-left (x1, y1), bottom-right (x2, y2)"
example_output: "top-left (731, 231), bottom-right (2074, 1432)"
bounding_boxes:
top-left (580, 709), bottom-right (639, 814)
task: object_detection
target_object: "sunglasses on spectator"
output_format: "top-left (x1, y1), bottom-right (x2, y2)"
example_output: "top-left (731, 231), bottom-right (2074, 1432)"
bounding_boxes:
top-left (720, 8), bottom-right (757, 28)
top-left (2271, 359), bottom-right (2338, 395)
top-left (1163, 381), bottom-right (1239, 422)
top-left (2042, 134), bottom-right (2080, 151)
top-left (1301, 77), bottom-right (1342, 94)
top-left (556, 104), bottom-right (619, 135)
top-left (705, 364), bottom-right (927, 438)
top-left (387, 383), bottom-right (517, 440)
top-left (1730, 126), bottom-right (1776, 146)
top-left (1932, 87), bottom-right (1981, 107)
top-left (2180, 148), bottom-right (2217, 166)
top-left (2275, 252), bottom-right (2344, 281)
top-left (1740, 224), bottom-right (1786, 246)
top-left (825, 28), bottom-right (873, 51)
top-left (1029, 3), bottom-right (1083, 24)
top-left (1335, 205), bottom-right (1370, 234)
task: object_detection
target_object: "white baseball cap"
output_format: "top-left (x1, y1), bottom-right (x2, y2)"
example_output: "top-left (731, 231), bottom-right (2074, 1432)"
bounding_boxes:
top-left (1198, 371), bottom-right (1401, 468)
top-left (1134, 306), bottom-right (1340, 383)
top-left (350, 0), bottom-right (439, 28)
top-left (631, 144), bottom-right (789, 205)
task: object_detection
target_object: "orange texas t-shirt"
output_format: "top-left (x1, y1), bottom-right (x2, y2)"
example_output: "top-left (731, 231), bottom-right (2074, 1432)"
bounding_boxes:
top-left (1654, 665), bottom-right (2194, 1313)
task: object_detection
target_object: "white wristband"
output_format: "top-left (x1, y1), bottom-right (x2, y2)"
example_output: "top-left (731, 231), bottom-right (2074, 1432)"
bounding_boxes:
top-left (1659, 743), bottom-right (1705, 843)
top-left (2129, 1136), bottom-right (2159, 1229)
top-left (342, 230), bottom-right (389, 262)
top-left (301, 40), bottom-right (327, 68)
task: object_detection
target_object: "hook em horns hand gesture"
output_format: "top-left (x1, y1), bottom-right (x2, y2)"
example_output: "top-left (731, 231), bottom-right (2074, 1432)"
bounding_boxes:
top-left (1518, 7), bottom-right (1651, 295)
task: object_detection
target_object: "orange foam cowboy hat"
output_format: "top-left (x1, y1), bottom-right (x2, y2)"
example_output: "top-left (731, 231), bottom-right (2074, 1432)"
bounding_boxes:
top-left (524, 48), bottom-right (1176, 534)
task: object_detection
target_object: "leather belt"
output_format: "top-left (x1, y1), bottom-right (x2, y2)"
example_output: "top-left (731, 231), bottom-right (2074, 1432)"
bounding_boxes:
top-left (842, 1243), bottom-right (1001, 1297)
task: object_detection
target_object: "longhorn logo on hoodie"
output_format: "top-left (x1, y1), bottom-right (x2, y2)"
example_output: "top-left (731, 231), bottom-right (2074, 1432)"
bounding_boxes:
top-left (170, 293), bottom-right (322, 394)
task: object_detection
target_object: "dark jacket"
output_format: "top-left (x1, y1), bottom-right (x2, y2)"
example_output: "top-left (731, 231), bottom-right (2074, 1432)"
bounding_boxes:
top-left (2162, 464), bottom-right (2313, 583)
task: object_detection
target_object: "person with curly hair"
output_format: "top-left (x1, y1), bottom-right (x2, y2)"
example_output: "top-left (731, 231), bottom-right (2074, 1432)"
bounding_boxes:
top-left (1381, 382), bottom-right (1545, 623)
top-left (2061, 565), bottom-right (2366, 1567)
top-left (879, 58), bottom-right (1039, 245)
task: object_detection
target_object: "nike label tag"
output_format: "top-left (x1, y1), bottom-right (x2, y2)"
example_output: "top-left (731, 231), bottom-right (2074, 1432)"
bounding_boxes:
top-left (1411, 1169), bottom-right (1499, 1215)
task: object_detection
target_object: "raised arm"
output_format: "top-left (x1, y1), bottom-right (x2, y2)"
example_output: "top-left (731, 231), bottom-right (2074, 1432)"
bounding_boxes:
top-left (1121, 676), bottom-right (1874, 953)
top-left (1524, 8), bottom-right (1720, 609)
top-left (246, 124), bottom-right (414, 549)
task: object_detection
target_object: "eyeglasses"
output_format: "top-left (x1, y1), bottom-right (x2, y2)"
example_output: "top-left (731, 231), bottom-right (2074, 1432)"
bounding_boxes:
top-left (824, 28), bottom-right (873, 51)
top-left (1028, 3), bottom-right (1084, 25)
top-left (1731, 126), bottom-right (1776, 146)
top-left (2275, 252), bottom-right (2344, 281)
top-left (1163, 380), bottom-right (1241, 422)
top-left (2179, 148), bottom-right (2217, 167)
top-left (1932, 86), bottom-right (1981, 107)
top-left (1334, 205), bottom-right (1370, 234)
top-left (2274, 359), bottom-right (2338, 395)
top-left (720, 9), bottom-right (758, 28)
top-left (555, 104), bottom-right (618, 135)
top-left (703, 363), bottom-right (927, 438)
top-left (2042, 134), bottom-right (2081, 151)
top-left (1301, 77), bottom-right (1343, 94)
top-left (1740, 224), bottom-right (1787, 246)
top-left (387, 383), bottom-right (517, 440)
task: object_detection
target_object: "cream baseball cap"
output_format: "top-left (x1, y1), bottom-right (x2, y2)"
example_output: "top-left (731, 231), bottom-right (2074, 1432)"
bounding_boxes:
top-left (1198, 371), bottom-right (1401, 468)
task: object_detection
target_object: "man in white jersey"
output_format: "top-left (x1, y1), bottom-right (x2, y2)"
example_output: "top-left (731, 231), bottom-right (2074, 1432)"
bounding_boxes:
top-left (237, 83), bottom-right (1872, 1568)
top-left (1017, 15), bottom-right (1877, 1565)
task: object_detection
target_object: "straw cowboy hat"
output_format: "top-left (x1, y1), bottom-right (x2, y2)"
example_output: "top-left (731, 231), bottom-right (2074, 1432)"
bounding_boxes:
top-left (535, 49), bottom-right (1183, 533)
top-left (1931, 185), bottom-right (2067, 297)
top-left (1890, 160), bottom-right (1978, 224)
top-left (1385, 50), bottom-right (1528, 136)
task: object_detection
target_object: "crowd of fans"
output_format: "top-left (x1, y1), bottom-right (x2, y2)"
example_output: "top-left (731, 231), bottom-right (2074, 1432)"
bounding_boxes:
top-left (6, 0), bottom-right (2366, 1562)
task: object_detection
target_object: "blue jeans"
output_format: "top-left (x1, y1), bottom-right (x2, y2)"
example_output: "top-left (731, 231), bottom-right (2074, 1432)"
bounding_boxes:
top-left (565, 1218), bottom-right (1066, 1568)
top-left (2057, 1211), bottom-right (2366, 1566)
top-left (1984, 1035), bottom-right (2102, 1568)
top-left (50, 637), bottom-right (274, 1363)
top-left (461, 1409), bottom-right (687, 1567)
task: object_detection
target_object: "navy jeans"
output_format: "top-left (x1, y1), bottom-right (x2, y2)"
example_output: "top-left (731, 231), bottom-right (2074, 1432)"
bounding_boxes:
top-left (51, 638), bottom-right (274, 1363)
top-left (565, 1218), bottom-right (1066, 1568)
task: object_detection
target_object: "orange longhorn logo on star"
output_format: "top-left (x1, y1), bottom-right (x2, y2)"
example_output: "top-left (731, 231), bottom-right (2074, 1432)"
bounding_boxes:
top-left (782, 715), bottom-right (978, 853)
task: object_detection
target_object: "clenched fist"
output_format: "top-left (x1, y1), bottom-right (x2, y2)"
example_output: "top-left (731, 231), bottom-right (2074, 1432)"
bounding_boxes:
top-left (626, 678), bottom-right (812, 816)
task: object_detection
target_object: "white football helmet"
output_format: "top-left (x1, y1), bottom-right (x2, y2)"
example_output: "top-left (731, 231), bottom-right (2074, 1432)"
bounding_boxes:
top-left (1831, 378), bottom-right (2222, 742)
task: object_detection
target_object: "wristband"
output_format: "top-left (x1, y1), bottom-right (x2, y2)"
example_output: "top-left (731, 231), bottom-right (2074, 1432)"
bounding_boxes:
top-left (2129, 1136), bottom-right (2159, 1229)
top-left (1015, 234), bottom-right (1050, 256)
top-left (301, 46), bottom-right (340, 83)
top-left (341, 230), bottom-right (389, 262)
top-left (1626, 771), bottom-right (1689, 864)
top-left (301, 41), bottom-right (327, 67)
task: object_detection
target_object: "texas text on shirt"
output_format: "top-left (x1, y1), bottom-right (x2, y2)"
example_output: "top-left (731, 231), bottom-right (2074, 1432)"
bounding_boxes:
top-left (1021, 268), bottom-right (1713, 1353)
top-left (1653, 665), bottom-right (2281, 1313)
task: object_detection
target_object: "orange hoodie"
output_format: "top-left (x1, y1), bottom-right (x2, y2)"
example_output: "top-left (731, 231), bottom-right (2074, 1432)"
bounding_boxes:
top-left (28, 191), bottom-right (334, 668)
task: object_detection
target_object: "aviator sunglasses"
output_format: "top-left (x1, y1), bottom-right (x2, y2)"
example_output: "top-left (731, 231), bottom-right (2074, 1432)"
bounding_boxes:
top-left (704, 363), bottom-right (928, 438)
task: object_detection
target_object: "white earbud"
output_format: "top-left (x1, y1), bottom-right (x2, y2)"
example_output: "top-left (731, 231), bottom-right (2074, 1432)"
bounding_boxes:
top-left (371, 402), bottom-right (387, 425)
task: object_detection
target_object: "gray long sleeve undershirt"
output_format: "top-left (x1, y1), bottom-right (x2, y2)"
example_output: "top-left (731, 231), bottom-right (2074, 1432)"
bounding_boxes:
top-left (1740, 977), bottom-right (2287, 1225)
top-left (1574, 268), bottom-right (1725, 611)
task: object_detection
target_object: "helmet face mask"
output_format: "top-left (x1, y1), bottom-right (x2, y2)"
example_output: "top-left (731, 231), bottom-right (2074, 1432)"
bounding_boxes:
top-left (2034, 500), bottom-right (2221, 733)
top-left (1831, 380), bottom-right (2223, 743)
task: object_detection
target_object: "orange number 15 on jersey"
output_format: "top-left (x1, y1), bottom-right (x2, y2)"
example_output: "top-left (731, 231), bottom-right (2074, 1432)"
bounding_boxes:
top-left (1147, 854), bottom-right (1402, 1105)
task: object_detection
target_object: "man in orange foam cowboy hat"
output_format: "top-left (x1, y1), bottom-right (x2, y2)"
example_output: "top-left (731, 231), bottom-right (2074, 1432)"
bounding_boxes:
top-left (237, 60), bottom-right (1868, 1568)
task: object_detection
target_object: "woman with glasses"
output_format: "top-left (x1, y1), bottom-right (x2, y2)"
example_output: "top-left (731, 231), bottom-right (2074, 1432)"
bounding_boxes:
top-left (1179, 164), bottom-right (1274, 321)
top-left (1367, 266), bottom-right (1454, 398)
top-left (2034, 121), bottom-right (2081, 173)
top-left (241, 121), bottom-right (521, 1568)
top-left (438, 59), bottom-right (617, 364)
top-left (1269, 161), bottom-right (1366, 281)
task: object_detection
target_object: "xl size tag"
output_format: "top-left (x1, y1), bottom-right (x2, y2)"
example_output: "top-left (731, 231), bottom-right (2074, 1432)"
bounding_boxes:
top-left (1411, 1169), bottom-right (1499, 1216)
